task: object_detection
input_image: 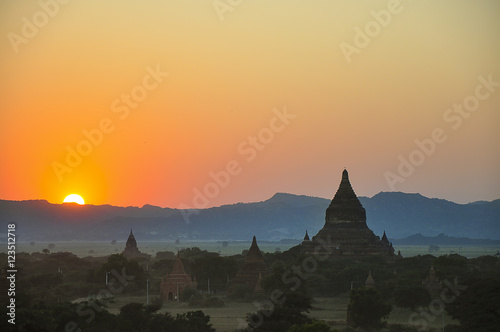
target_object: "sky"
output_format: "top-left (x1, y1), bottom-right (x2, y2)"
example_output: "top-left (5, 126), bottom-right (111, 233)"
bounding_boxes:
top-left (1, 0), bottom-right (499, 208)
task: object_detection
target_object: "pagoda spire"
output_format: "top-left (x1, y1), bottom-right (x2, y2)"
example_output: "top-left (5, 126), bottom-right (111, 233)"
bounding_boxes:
top-left (246, 236), bottom-right (263, 261)
top-left (365, 271), bottom-right (375, 288)
top-left (381, 231), bottom-right (389, 244)
top-left (325, 169), bottom-right (366, 225)
top-left (126, 229), bottom-right (137, 249)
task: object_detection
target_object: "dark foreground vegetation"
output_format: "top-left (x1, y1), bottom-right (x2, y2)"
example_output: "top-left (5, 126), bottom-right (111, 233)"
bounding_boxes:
top-left (1, 247), bottom-right (499, 331)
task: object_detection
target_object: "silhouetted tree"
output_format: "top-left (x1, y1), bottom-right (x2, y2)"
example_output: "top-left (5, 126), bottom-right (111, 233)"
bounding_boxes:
top-left (95, 254), bottom-right (143, 288)
top-left (173, 310), bottom-right (216, 332)
top-left (191, 255), bottom-right (238, 292)
top-left (118, 303), bottom-right (149, 331)
top-left (347, 287), bottom-right (392, 329)
top-left (246, 265), bottom-right (312, 332)
top-left (446, 278), bottom-right (500, 331)
top-left (394, 286), bottom-right (431, 310)
top-left (288, 320), bottom-right (334, 332)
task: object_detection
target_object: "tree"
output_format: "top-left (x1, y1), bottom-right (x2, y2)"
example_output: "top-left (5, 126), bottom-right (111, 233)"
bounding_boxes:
top-left (118, 303), bottom-right (149, 331)
top-left (1, 301), bottom-right (118, 332)
top-left (147, 312), bottom-right (176, 331)
top-left (156, 250), bottom-right (176, 260)
top-left (245, 265), bottom-right (313, 332)
top-left (8, 307), bottom-right (57, 332)
top-left (181, 287), bottom-right (202, 302)
top-left (174, 310), bottom-right (216, 332)
top-left (446, 278), bottom-right (500, 331)
top-left (394, 286), bottom-right (431, 310)
top-left (347, 287), bottom-right (392, 329)
top-left (288, 320), bottom-right (333, 332)
top-left (115, 303), bottom-right (215, 332)
top-left (95, 254), bottom-right (143, 288)
top-left (191, 255), bottom-right (238, 293)
top-left (228, 284), bottom-right (254, 301)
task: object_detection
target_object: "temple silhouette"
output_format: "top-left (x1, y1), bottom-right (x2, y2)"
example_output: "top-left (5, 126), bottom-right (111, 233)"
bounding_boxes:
top-left (160, 252), bottom-right (198, 301)
top-left (231, 236), bottom-right (269, 295)
top-left (122, 229), bottom-right (149, 260)
top-left (302, 169), bottom-right (397, 258)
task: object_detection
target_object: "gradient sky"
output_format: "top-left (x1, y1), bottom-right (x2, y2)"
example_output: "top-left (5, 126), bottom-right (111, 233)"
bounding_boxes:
top-left (1, 0), bottom-right (499, 208)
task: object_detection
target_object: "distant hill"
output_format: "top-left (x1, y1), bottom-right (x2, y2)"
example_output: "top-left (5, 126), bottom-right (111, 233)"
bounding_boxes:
top-left (359, 192), bottom-right (500, 240)
top-left (0, 192), bottom-right (499, 242)
top-left (391, 233), bottom-right (500, 246)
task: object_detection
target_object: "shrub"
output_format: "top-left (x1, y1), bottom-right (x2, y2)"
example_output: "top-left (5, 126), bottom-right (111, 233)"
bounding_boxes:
top-left (204, 296), bottom-right (225, 307)
top-left (181, 287), bottom-right (201, 302)
top-left (228, 284), bottom-right (254, 301)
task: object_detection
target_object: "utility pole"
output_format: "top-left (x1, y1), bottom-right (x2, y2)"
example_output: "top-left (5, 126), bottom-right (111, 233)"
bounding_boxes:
top-left (106, 271), bottom-right (109, 286)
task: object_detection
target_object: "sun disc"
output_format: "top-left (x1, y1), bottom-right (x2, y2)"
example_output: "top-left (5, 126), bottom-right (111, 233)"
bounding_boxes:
top-left (63, 194), bottom-right (85, 205)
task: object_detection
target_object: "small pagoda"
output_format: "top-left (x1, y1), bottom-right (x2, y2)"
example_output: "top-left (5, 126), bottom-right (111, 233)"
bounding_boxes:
top-left (160, 252), bottom-right (197, 301)
top-left (365, 271), bottom-right (376, 288)
top-left (122, 229), bottom-right (148, 259)
top-left (423, 264), bottom-right (442, 298)
top-left (231, 236), bottom-right (269, 294)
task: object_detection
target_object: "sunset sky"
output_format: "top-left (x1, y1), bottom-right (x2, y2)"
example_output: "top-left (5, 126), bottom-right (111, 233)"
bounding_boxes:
top-left (1, 0), bottom-right (499, 208)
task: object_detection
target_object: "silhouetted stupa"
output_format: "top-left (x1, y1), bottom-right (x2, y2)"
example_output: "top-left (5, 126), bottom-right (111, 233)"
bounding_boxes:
top-left (122, 229), bottom-right (149, 259)
top-left (303, 169), bottom-right (395, 258)
top-left (231, 236), bottom-right (269, 293)
top-left (122, 229), bottom-right (141, 257)
top-left (365, 271), bottom-right (375, 288)
top-left (423, 264), bottom-right (442, 298)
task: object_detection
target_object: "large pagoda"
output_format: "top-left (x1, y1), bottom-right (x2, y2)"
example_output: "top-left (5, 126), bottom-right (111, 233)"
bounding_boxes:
top-left (302, 169), bottom-right (395, 258)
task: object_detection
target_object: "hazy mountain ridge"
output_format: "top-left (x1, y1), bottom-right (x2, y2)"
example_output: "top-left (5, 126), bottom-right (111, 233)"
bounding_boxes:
top-left (391, 233), bottom-right (500, 246)
top-left (0, 192), bottom-right (499, 242)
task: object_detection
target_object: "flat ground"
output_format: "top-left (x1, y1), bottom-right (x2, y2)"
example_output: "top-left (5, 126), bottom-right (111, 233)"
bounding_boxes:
top-left (98, 295), bottom-right (457, 332)
top-left (12, 241), bottom-right (500, 258)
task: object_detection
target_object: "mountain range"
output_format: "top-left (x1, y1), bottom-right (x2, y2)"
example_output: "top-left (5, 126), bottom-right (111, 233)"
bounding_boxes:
top-left (0, 192), bottom-right (499, 242)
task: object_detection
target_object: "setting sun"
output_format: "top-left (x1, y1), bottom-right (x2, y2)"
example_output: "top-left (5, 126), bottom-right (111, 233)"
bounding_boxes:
top-left (63, 194), bottom-right (85, 205)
